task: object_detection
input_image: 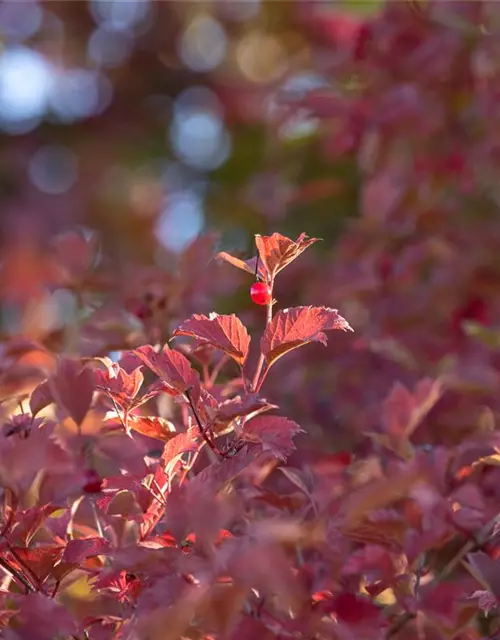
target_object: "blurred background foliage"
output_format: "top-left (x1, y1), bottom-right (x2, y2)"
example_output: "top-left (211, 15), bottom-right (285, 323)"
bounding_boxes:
top-left (3, 0), bottom-right (500, 456)
top-left (0, 0), bottom-right (372, 265)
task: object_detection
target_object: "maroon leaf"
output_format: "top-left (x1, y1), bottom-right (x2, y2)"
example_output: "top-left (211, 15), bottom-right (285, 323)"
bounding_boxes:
top-left (173, 313), bottom-right (250, 366)
top-left (10, 505), bottom-right (59, 546)
top-left (62, 536), bottom-right (111, 564)
top-left (255, 232), bottom-right (320, 279)
top-left (49, 357), bottom-right (95, 426)
top-left (333, 592), bottom-right (381, 624)
top-left (133, 345), bottom-right (200, 398)
top-left (382, 378), bottom-right (442, 440)
top-left (29, 380), bottom-right (54, 417)
top-left (261, 306), bottom-right (353, 367)
top-left (241, 415), bottom-right (303, 460)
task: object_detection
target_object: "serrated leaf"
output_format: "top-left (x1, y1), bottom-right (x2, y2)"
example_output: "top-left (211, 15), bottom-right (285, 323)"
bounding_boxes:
top-left (93, 359), bottom-right (144, 409)
top-left (133, 345), bottom-right (200, 399)
top-left (261, 306), bottom-right (353, 367)
top-left (255, 232), bottom-right (320, 279)
top-left (173, 313), bottom-right (250, 366)
top-left (241, 415), bottom-right (303, 460)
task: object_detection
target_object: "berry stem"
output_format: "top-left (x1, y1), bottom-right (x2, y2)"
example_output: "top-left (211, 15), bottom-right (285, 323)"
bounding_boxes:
top-left (251, 286), bottom-right (273, 393)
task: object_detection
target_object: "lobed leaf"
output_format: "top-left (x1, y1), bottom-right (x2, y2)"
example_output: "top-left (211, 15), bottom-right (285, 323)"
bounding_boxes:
top-left (241, 415), bottom-right (303, 460)
top-left (261, 305), bottom-right (353, 367)
top-left (173, 313), bottom-right (250, 367)
top-left (133, 344), bottom-right (200, 399)
top-left (255, 232), bottom-right (319, 279)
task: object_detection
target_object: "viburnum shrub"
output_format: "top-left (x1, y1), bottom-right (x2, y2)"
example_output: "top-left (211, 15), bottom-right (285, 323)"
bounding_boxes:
top-left (0, 231), bottom-right (364, 640)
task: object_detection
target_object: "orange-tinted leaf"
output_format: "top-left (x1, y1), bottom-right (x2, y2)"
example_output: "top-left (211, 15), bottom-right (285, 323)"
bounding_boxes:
top-left (241, 415), bottom-right (303, 460)
top-left (133, 345), bottom-right (200, 398)
top-left (261, 306), bottom-right (353, 367)
top-left (49, 357), bottom-right (95, 426)
top-left (129, 416), bottom-right (176, 442)
top-left (173, 313), bottom-right (250, 367)
top-left (255, 232), bottom-right (319, 279)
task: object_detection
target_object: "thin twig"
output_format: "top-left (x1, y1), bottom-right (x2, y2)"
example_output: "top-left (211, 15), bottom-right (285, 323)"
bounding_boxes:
top-left (185, 388), bottom-right (221, 458)
top-left (108, 394), bottom-right (132, 438)
top-left (0, 556), bottom-right (36, 593)
top-left (254, 253), bottom-right (260, 280)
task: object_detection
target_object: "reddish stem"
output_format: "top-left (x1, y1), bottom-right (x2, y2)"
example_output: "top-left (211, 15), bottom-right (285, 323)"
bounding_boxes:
top-left (252, 290), bottom-right (273, 393)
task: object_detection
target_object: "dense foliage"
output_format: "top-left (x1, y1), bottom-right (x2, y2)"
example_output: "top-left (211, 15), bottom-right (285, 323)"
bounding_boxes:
top-left (2, 1), bottom-right (500, 639)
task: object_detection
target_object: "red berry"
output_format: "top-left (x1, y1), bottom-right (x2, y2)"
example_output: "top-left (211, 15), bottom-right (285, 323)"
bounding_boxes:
top-left (250, 281), bottom-right (272, 306)
top-left (83, 469), bottom-right (102, 494)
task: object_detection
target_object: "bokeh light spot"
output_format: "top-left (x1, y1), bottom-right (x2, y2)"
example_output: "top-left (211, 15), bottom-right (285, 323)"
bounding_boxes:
top-left (88, 27), bottom-right (133, 68)
top-left (155, 191), bottom-right (204, 252)
top-left (170, 110), bottom-right (230, 171)
top-left (217, 0), bottom-right (261, 22)
top-left (237, 31), bottom-right (288, 83)
top-left (178, 14), bottom-right (227, 72)
top-left (0, 46), bottom-right (53, 133)
top-left (49, 68), bottom-right (112, 122)
top-left (28, 145), bottom-right (78, 195)
top-left (0, 1), bottom-right (43, 40)
top-left (90, 0), bottom-right (150, 33)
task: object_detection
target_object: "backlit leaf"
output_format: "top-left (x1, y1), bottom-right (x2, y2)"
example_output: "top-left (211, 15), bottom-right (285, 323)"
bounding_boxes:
top-left (128, 416), bottom-right (177, 442)
top-left (241, 415), bottom-right (303, 460)
top-left (133, 344), bottom-right (200, 399)
top-left (255, 232), bottom-right (320, 279)
top-left (261, 306), bottom-right (353, 367)
top-left (173, 313), bottom-right (250, 367)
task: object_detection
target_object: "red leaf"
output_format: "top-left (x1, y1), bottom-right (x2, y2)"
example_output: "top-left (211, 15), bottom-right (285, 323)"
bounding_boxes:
top-left (10, 505), bottom-right (59, 546)
top-left (129, 416), bottom-right (177, 442)
top-left (161, 428), bottom-right (200, 468)
top-left (9, 546), bottom-right (64, 585)
top-left (261, 306), bottom-right (353, 367)
top-left (242, 415), bottom-right (303, 460)
top-left (49, 357), bottom-right (95, 426)
top-left (173, 313), bottom-right (250, 366)
top-left (62, 537), bottom-right (111, 565)
top-left (94, 360), bottom-right (144, 409)
top-left (133, 344), bottom-right (200, 398)
top-left (255, 232), bottom-right (319, 279)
